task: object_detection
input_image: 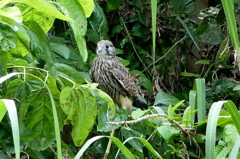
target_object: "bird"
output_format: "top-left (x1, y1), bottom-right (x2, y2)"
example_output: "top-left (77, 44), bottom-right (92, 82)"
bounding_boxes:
top-left (90, 40), bottom-right (148, 114)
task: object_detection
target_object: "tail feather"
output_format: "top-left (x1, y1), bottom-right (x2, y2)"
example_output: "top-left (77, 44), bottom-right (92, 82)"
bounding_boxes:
top-left (133, 94), bottom-right (148, 110)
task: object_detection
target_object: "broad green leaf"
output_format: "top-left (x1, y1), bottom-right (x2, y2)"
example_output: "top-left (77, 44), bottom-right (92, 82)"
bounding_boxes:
top-left (157, 124), bottom-right (179, 142)
top-left (122, 128), bottom-right (144, 152)
top-left (97, 103), bottom-right (127, 132)
top-left (14, 0), bottom-right (72, 22)
top-left (19, 89), bottom-right (55, 150)
top-left (117, 57), bottom-right (130, 66)
top-left (0, 22), bottom-right (18, 51)
top-left (16, 3), bottom-right (55, 33)
top-left (74, 136), bottom-right (135, 159)
top-left (223, 124), bottom-right (239, 148)
top-left (170, 0), bottom-right (194, 14)
top-left (132, 108), bottom-right (148, 119)
top-left (50, 42), bottom-right (70, 59)
top-left (195, 21), bottom-right (226, 45)
top-left (59, 0), bottom-right (88, 62)
top-left (154, 91), bottom-right (181, 106)
top-left (0, 6), bottom-right (22, 23)
top-left (0, 99), bottom-right (20, 159)
top-left (106, 0), bottom-right (124, 12)
top-left (88, 1), bottom-right (109, 40)
top-left (60, 86), bottom-right (97, 146)
top-left (9, 39), bottom-right (29, 56)
top-left (217, 109), bottom-right (232, 127)
top-left (215, 143), bottom-right (230, 159)
top-left (55, 63), bottom-right (85, 84)
top-left (27, 21), bottom-right (57, 78)
top-left (78, 0), bottom-right (94, 17)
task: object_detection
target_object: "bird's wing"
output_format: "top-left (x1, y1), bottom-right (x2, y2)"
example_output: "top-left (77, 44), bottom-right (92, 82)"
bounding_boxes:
top-left (108, 63), bottom-right (136, 97)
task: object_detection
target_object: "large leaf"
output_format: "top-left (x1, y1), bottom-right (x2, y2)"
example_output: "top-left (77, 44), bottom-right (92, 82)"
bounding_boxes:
top-left (195, 21), bottom-right (226, 45)
top-left (106, 0), bottom-right (124, 12)
top-left (157, 124), bottom-right (179, 142)
top-left (27, 21), bottom-right (57, 78)
top-left (55, 63), bottom-right (86, 84)
top-left (154, 91), bottom-right (181, 106)
top-left (59, 0), bottom-right (88, 62)
top-left (0, 6), bottom-right (22, 23)
top-left (60, 86), bottom-right (97, 146)
top-left (78, 0), bottom-right (94, 17)
top-left (0, 22), bottom-right (18, 51)
top-left (122, 128), bottom-right (144, 152)
top-left (88, 1), bottom-right (109, 40)
top-left (170, 0), bottom-right (195, 14)
top-left (223, 124), bottom-right (239, 148)
top-left (13, 0), bottom-right (71, 21)
top-left (16, 3), bottom-right (55, 33)
top-left (19, 88), bottom-right (55, 150)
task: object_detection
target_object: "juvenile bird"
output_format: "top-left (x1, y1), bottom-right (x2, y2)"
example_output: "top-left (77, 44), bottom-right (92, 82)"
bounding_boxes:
top-left (90, 40), bottom-right (148, 114)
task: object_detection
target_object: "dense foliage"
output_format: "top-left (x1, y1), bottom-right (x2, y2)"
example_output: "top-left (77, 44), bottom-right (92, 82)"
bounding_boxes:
top-left (0, 0), bottom-right (240, 159)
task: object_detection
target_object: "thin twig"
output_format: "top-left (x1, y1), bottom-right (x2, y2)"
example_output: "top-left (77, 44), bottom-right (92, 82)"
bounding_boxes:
top-left (104, 127), bottom-right (116, 159)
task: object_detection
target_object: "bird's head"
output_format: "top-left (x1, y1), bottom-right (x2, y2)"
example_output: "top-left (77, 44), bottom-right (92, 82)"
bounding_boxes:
top-left (96, 40), bottom-right (116, 59)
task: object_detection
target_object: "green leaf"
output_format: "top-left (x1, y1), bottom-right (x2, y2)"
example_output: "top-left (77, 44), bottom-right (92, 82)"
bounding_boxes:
top-left (181, 72), bottom-right (199, 77)
top-left (60, 86), bottom-right (97, 146)
top-left (195, 21), bottom-right (226, 45)
top-left (16, 3), bottom-right (55, 33)
top-left (195, 78), bottom-right (206, 123)
top-left (195, 60), bottom-right (210, 65)
top-left (117, 57), bottom-right (130, 66)
top-left (122, 128), bottom-right (144, 152)
top-left (78, 0), bottom-right (94, 17)
top-left (14, 0), bottom-right (72, 22)
top-left (132, 108), bottom-right (148, 119)
top-left (88, 1), bottom-right (109, 40)
top-left (27, 21), bottom-right (57, 78)
top-left (182, 106), bottom-right (197, 127)
top-left (0, 22), bottom-right (18, 51)
top-left (0, 6), bottom-right (22, 23)
top-left (19, 89), bottom-right (55, 151)
top-left (106, 0), bottom-right (124, 12)
top-left (55, 63), bottom-right (86, 84)
top-left (0, 99), bottom-right (20, 159)
top-left (206, 101), bottom-right (227, 159)
top-left (50, 42), bottom-right (70, 59)
top-left (224, 100), bottom-right (240, 134)
top-left (223, 124), bottom-right (239, 148)
top-left (74, 136), bottom-right (135, 159)
top-left (170, 0), bottom-right (195, 14)
top-left (157, 124), bottom-right (179, 142)
top-left (0, 100), bottom-right (7, 122)
top-left (59, 0), bottom-right (88, 62)
top-left (154, 91), bottom-right (181, 106)
top-left (130, 70), bottom-right (153, 94)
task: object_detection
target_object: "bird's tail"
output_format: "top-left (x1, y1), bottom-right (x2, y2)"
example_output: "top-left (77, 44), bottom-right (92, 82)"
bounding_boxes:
top-left (134, 94), bottom-right (148, 110)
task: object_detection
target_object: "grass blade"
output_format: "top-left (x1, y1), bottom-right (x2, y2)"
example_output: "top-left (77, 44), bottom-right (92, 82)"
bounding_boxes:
top-left (224, 100), bottom-right (240, 134)
top-left (1, 99), bottom-right (20, 159)
top-left (189, 90), bottom-right (197, 127)
top-left (151, 0), bottom-right (157, 67)
top-left (74, 136), bottom-right (135, 159)
top-left (195, 78), bottom-right (206, 123)
top-left (205, 101), bottom-right (227, 159)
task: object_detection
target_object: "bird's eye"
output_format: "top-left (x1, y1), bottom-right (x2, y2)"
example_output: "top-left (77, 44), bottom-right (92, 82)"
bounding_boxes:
top-left (106, 45), bottom-right (109, 49)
